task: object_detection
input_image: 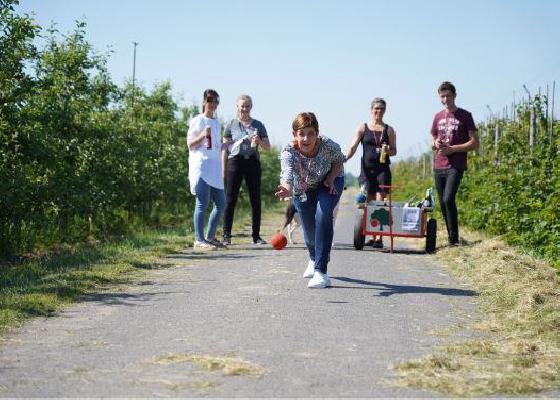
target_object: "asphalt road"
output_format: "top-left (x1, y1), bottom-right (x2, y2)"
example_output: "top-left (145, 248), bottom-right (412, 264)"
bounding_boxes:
top-left (0, 193), bottom-right (479, 397)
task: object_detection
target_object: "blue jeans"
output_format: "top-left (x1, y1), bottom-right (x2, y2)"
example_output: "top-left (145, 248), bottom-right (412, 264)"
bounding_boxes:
top-left (194, 178), bottom-right (226, 242)
top-left (293, 176), bottom-right (344, 274)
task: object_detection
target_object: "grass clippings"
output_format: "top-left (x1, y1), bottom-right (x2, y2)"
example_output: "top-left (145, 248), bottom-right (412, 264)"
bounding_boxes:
top-left (393, 227), bottom-right (560, 396)
top-left (152, 352), bottom-right (267, 377)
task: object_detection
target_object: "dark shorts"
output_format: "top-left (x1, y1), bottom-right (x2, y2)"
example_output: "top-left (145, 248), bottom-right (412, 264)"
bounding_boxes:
top-left (361, 166), bottom-right (392, 195)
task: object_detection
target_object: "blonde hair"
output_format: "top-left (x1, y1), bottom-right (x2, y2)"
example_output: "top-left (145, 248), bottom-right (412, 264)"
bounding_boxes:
top-left (292, 112), bottom-right (319, 132)
top-left (237, 94), bottom-right (252, 104)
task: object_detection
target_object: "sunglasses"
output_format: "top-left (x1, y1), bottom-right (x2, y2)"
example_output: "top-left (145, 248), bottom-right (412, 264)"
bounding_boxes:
top-left (206, 97), bottom-right (220, 104)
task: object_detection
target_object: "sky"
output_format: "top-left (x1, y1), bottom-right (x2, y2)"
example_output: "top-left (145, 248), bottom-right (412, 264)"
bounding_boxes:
top-left (15, 0), bottom-right (560, 176)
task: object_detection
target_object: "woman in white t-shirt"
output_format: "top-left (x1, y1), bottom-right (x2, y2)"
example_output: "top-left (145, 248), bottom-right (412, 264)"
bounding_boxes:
top-left (187, 89), bottom-right (227, 251)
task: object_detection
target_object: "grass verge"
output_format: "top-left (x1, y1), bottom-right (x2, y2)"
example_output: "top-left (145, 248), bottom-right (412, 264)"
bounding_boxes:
top-left (0, 225), bottom-right (193, 334)
top-left (0, 201), bottom-right (285, 336)
top-left (392, 227), bottom-right (560, 396)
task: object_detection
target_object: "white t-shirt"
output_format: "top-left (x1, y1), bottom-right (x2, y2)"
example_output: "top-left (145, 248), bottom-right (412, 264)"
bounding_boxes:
top-left (187, 114), bottom-right (224, 194)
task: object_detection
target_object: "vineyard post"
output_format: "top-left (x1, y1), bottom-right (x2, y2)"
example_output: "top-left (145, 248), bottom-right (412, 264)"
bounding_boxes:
top-left (546, 84), bottom-right (549, 125)
top-left (132, 41), bottom-right (139, 108)
top-left (494, 118), bottom-right (500, 166)
top-left (523, 85), bottom-right (534, 152)
top-left (513, 90), bottom-right (516, 124)
top-left (552, 80), bottom-right (556, 142)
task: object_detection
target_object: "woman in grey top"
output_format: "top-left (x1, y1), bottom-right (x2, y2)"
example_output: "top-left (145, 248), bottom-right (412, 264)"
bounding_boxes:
top-left (275, 112), bottom-right (345, 289)
top-left (222, 95), bottom-right (271, 245)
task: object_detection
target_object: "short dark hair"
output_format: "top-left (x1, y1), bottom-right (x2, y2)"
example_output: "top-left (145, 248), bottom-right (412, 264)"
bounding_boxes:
top-left (292, 112), bottom-right (319, 132)
top-left (438, 81), bottom-right (456, 95)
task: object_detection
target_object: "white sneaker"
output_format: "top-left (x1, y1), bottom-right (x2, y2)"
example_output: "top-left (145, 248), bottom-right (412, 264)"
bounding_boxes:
top-left (193, 240), bottom-right (217, 251)
top-left (303, 260), bottom-right (315, 278)
top-left (307, 271), bottom-right (331, 289)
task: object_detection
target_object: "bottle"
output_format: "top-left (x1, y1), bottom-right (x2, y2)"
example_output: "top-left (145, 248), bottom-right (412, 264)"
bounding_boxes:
top-left (379, 145), bottom-right (387, 164)
top-left (205, 126), bottom-right (212, 149)
top-left (422, 187), bottom-right (434, 209)
top-left (250, 128), bottom-right (258, 148)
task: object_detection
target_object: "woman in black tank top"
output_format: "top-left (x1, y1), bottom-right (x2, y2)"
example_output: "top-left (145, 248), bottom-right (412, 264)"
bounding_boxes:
top-left (344, 97), bottom-right (398, 247)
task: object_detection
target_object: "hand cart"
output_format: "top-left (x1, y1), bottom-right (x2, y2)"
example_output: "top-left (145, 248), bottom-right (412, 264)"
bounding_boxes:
top-left (353, 185), bottom-right (437, 254)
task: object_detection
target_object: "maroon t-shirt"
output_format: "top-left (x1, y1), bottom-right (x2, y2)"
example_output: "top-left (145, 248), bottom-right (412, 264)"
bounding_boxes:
top-left (431, 108), bottom-right (476, 170)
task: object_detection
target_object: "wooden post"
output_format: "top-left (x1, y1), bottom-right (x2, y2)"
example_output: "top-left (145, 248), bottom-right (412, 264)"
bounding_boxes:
top-left (495, 120), bottom-right (500, 166)
top-left (552, 80), bottom-right (556, 142)
top-left (513, 90), bottom-right (516, 123)
top-left (523, 85), bottom-right (533, 152)
top-left (546, 84), bottom-right (550, 123)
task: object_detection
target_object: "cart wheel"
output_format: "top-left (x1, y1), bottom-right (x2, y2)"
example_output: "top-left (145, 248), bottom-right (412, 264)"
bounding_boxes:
top-left (425, 218), bottom-right (437, 254)
top-left (353, 211), bottom-right (365, 250)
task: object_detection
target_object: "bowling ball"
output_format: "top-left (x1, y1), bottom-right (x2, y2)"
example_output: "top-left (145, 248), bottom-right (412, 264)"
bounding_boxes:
top-left (270, 232), bottom-right (287, 250)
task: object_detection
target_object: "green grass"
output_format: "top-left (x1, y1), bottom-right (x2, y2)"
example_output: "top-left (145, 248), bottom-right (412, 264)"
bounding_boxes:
top-left (0, 200), bottom-right (285, 335)
top-left (0, 225), bottom-right (194, 333)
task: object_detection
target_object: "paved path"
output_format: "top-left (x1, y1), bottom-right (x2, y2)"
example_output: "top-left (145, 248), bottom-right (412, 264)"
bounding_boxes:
top-left (0, 193), bottom-right (478, 397)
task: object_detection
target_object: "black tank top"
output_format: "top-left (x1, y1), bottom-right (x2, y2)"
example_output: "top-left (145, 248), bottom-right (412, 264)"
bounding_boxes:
top-left (361, 123), bottom-right (390, 168)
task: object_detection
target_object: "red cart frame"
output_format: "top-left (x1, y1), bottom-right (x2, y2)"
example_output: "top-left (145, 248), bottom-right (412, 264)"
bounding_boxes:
top-left (353, 185), bottom-right (437, 254)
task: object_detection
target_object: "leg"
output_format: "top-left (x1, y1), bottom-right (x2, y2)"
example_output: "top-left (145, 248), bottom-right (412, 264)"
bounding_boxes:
top-left (374, 167), bottom-right (391, 245)
top-left (245, 158), bottom-right (262, 241)
top-left (314, 176), bottom-right (344, 274)
top-left (433, 169), bottom-right (448, 236)
top-left (223, 158), bottom-right (243, 239)
top-left (206, 186), bottom-right (226, 240)
top-left (293, 190), bottom-right (318, 262)
top-left (441, 168), bottom-right (463, 244)
top-left (193, 178), bottom-right (210, 242)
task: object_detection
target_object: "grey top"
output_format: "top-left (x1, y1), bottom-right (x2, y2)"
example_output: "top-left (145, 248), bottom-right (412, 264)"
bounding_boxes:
top-left (280, 136), bottom-right (345, 195)
top-left (224, 118), bottom-right (268, 160)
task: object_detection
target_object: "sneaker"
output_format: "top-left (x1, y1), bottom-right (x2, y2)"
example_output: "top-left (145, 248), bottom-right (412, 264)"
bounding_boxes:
top-left (253, 237), bottom-right (267, 245)
top-left (193, 240), bottom-right (217, 251)
top-left (222, 235), bottom-right (232, 245)
top-left (372, 240), bottom-right (383, 249)
top-left (366, 239), bottom-right (375, 246)
top-left (207, 238), bottom-right (227, 249)
top-left (308, 271), bottom-right (331, 289)
top-left (303, 260), bottom-right (315, 278)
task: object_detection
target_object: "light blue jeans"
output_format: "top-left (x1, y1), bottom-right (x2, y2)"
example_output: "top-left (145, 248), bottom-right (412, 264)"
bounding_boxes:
top-left (194, 178), bottom-right (226, 242)
top-left (293, 176), bottom-right (344, 274)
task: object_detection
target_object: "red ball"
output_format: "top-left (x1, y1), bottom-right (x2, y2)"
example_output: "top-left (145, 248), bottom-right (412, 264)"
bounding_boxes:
top-left (270, 232), bottom-right (287, 250)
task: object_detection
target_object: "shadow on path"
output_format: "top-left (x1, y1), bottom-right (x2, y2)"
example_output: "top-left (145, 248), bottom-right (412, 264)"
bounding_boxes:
top-left (331, 276), bottom-right (478, 297)
top-left (81, 290), bottom-right (189, 306)
top-left (332, 243), bottom-right (426, 255)
top-left (166, 252), bottom-right (260, 261)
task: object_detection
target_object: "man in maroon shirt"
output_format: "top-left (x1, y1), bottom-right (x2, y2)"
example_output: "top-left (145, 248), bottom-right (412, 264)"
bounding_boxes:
top-left (431, 81), bottom-right (479, 246)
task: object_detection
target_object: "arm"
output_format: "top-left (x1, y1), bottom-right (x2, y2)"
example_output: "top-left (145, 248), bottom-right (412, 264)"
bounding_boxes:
top-left (187, 119), bottom-right (210, 149)
top-left (384, 126), bottom-right (397, 156)
top-left (276, 149), bottom-right (294, 200)
top-left (345, 125), bottom-right (364, 161)
top-left (323, 162), bottom-right (344, 194)
top-left (252, 135), bottom-right (271, 150)
top-left (439, 130), bottom-right (479, 156)
top-left (221, 139), bottom-right (230, 182)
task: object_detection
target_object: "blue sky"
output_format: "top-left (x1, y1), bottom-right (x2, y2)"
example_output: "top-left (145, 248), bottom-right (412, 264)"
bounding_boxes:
top-left (16, 0), bottom-right (560, 176)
